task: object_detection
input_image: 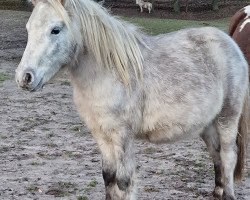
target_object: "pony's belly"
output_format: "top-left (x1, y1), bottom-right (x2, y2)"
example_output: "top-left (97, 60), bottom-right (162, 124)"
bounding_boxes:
top-left (137, 125), bottom-right (204, 144)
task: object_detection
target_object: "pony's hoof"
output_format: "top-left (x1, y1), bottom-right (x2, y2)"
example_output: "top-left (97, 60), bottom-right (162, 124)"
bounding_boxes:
top-left (213, 186), bottom-right (223, 199)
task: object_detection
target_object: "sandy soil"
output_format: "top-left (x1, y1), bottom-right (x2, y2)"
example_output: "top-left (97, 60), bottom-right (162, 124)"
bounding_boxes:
top-left (0, 10), bottom-right (249, 200)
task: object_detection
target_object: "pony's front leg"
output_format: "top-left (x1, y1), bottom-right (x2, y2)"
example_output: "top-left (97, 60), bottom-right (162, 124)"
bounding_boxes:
top-left (100, 142), bottom-right (117, 199)
top-left (140, 6), bottom-right (143, 12)
top-left (94, 128), bottom-right (136, 200)
top-left (113, 130), bottom-right (136, 200)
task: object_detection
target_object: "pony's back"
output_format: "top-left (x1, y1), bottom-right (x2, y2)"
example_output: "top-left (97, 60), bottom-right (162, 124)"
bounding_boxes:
top-left (141, 27), bottom-right (248, 141)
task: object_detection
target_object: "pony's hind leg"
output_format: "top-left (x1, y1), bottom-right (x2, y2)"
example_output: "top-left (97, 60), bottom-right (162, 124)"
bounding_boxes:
top-left (216, 117), bottom-right (239, 200)
top-left (215, 86), bottom-right (248, 200)
top-left (200, 123), bottom-right (223, 198)
top-left (93, 128), bottom-right (136, 200)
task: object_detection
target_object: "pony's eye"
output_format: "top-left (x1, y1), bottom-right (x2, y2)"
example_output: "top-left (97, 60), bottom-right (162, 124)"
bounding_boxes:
top-left (51, 27), bottom-right (61, 35)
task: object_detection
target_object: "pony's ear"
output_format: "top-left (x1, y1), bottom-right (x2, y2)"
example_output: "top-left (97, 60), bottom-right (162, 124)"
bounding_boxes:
top-left (28, 0), bottom-right (38, 6)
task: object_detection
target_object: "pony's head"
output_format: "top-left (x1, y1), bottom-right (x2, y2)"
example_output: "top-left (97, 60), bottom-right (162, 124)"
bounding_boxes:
top-left (16, 0), bottom-right (76, 91)
top-left (16, 0), bottom-right (143, 91)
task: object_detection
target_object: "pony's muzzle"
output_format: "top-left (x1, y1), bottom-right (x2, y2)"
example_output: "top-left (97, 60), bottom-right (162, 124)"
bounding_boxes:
top-left (16, 69), bottom-right (35, 90)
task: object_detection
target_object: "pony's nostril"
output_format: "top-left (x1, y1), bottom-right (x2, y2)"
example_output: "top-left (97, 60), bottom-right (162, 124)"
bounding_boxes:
top-left (24, 72), bottom-right (33, 85)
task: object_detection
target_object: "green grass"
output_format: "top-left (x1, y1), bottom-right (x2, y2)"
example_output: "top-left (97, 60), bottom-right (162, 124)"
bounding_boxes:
top-left (84, 179), bottom-right (98, 193)
top-left (77, 196), bottom-right (88, 200)
top-left (124, 17), bottom-right (229, 35)
top-left (26, 184), bottom-right (39, 193)
top-left (87, 180), bottom-right (97, 188)
top-left (0, 72), bottom-right (9, 84)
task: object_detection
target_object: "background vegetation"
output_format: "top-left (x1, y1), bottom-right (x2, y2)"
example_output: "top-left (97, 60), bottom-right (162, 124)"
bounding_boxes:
top-left (125, 17), bottom-right (228, 34)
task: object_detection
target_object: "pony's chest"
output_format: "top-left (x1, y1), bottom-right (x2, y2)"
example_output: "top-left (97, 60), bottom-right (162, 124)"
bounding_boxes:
top-left (72, 81), bottom-right (125, 132)
top-left (73, 90), bottom-right (95, 127)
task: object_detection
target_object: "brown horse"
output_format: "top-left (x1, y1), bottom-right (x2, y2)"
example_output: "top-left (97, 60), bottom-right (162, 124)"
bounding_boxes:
top-left (229, 5), bottom-right (250, 79)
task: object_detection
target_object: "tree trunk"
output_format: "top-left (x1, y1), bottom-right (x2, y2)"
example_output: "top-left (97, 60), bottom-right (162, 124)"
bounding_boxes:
top-left (185, 0), bottom-right (189, 13)
top-left (173, 0), bottom-right (180, 13)
top-left (212, 0), bottom-right (219, 11)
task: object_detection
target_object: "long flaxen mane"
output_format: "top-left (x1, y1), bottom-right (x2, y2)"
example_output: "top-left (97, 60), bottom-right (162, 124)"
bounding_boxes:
top-left (46, 0), bottom-right (144, 86)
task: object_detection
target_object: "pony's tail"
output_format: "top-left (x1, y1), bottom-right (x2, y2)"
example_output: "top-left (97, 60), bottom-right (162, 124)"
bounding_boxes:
top-left (229, 7), bottom-right (246, 36)
top-left (234, 90), bottom-right (249, 181)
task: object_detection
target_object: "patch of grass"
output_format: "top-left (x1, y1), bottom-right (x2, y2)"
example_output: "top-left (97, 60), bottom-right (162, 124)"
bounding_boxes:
top-left (0, 146), bottom-right (11, 153)
top-left (42, 127), bottom-right (50, 131)
top-left (194, 161), bottom-right (205, 169)
top-left (87, 180), bottom-right (97, 188)
top-left (63, 150), bottom-right (74, 158)
top-left (37, 151), bottom-right (61, 160)
top-left (46, 132), bottom-right (55, 138)
top-left (0, 135), bottom-right (7, 139)
top-left (61, 80), bottom-right (71, 86)
top-left (63, 150), bottom-right (82, 159)
top-left (30, 161), bottom-right (46, 166)
top-left (45, 142), bottom-right (58, 148)
top-left (84, 180), bottom-right (98, 193)
top-left (144, 185), bottom-right (160, 193)
top-left (0, 72), bottom-right (9, 84)
top-left (46, 181), bottom-right (77, 197)
top-left (143, 147), bottom-right (157, 154)
top-left (155, 169), bottom-right (164, 175)
top-left (71, 126), bottom-right (82, 132)
top-left (20, 117), bottom-right (49, 132)
top-left (124, 17), bottom-right (229, 35)
top-left (37, 152), bottom-right (46, 158)
top-left (58, 181), bottom-right (76, 188)
top-left (16, 140), bottom-right (23, 145)
top-left (27, 184), bottom-right (39, 193)
top-left (30, 161), bottom-right (39, 166)
top-left (77, 196), bottom-right (88, 200)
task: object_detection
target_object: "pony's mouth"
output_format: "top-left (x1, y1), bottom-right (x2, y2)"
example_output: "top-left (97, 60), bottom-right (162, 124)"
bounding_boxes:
top-left (30, 78), bottom-right (44, 92)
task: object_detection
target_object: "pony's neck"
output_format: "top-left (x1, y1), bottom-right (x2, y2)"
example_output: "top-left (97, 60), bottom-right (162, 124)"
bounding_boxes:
top-left (69, 50), bottom-right (107, 88)
top-left (65, 0), bottom-right (144, 86)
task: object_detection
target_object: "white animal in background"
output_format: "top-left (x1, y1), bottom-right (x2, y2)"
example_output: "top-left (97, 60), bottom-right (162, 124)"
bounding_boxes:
top-left (136, 0), bottom-right (152, 13)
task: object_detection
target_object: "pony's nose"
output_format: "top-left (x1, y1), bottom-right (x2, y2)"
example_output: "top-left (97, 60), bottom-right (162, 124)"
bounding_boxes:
top-left (23, 72), bottom-right (33, 85)
top-left (19, 71), bottom-right (34, 89)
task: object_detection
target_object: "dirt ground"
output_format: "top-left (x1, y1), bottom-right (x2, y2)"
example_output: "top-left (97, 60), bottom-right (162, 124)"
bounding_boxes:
top-left (0, 9), bottom-right (250, 200)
